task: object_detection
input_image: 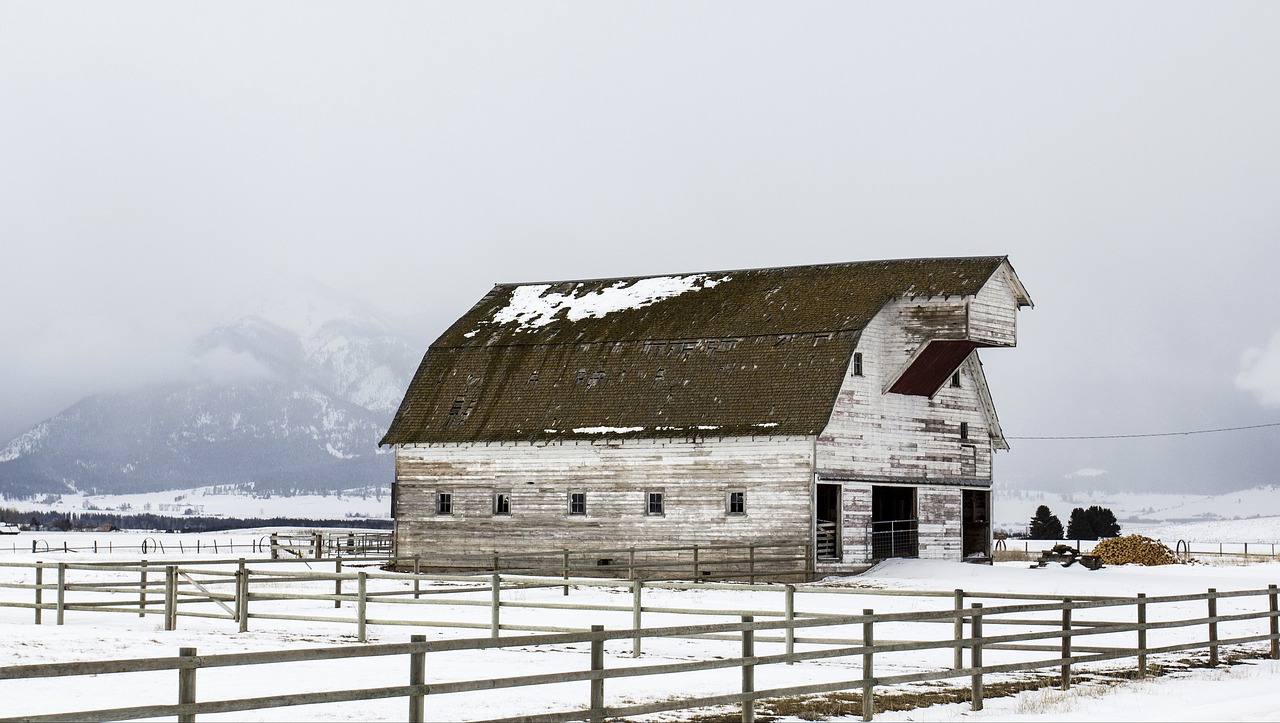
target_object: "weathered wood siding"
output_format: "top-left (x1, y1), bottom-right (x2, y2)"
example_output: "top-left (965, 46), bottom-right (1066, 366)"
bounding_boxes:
top-left (393, 436), bottom-right (815, 559)
top-left (815, 271), bottom-right (1022, 566)
top-left (816, 298), bottom-right (997, 483)
top-left (969, 270), bottom-right (1020, 347)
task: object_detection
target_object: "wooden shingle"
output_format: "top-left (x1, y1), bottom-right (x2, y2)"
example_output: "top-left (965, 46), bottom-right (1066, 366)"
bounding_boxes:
top-left (382, 256), bottom-right (1014, 445)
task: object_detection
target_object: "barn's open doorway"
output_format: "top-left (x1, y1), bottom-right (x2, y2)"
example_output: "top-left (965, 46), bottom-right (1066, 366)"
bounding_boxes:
top-left (815, 483), bottom-right (841, 560)
top-left (870, 486), bottom-right (918, 558)
top-left (962, 489), bottom-right (991, 559)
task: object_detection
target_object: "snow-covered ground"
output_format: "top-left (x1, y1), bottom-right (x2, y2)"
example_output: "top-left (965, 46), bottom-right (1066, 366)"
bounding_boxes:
top-left (0, 485), bottom-right (391, 522)
top-left (3, 530), bottom-right (1280, 721)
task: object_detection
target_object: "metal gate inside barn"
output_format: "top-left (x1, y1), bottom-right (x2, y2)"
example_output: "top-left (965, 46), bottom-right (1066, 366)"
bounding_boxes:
top-left (870, 485), bottom-right (918, 559)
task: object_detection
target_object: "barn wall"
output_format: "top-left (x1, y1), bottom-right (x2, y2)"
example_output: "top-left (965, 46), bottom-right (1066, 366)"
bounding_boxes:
top-left (826, 482), bottom-right (966, 565)
top-left (969, 271), bottom-right (1020, 347)
top-left (816, 272), bottom-right (1022, 566)
top-left (392, 436), bottom-right (815, 560)
top-left (816, 296), bottom-right (998, 483)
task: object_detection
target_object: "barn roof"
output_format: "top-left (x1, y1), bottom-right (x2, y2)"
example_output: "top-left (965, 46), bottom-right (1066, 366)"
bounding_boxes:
top-left (381, 256), bottom-right (1023, 445)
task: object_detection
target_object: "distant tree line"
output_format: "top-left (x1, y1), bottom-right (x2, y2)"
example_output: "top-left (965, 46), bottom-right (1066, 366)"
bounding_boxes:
top-left (1027, 504), bottom-right (1120, 540)
top-left (0, 507), bottom-right (390, 533)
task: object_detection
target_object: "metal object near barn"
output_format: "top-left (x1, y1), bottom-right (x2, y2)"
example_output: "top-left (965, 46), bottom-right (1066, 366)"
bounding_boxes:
top-left (1031, 544), bottom-right (1103, 570)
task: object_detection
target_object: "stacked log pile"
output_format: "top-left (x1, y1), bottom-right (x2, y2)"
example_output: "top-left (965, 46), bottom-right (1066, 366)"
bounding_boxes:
top-left (1091, 534), bottom-right (1181, 566)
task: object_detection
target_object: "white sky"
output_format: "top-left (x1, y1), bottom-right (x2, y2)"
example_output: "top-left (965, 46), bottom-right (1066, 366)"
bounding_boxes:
top-left (2, 3), bottom-right (1279, 491)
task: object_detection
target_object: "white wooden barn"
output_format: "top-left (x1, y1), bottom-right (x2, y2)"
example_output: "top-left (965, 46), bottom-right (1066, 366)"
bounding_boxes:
top-left (381, 256), bottom-right (1032, 574)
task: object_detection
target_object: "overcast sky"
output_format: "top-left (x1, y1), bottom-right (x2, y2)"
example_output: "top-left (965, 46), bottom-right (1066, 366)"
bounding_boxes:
top-left (3, 3), bottom-right (1279, 492)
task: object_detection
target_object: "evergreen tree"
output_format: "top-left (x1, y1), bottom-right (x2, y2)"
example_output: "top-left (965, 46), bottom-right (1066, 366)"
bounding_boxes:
top-left (1066, 506), bottom-right (1121, 540)
top-left (1066, 507), bottom-right (1091, 539)
top-left (1086, 505), bottom-right (1120, 538)
top-left (1028, 505), bottom-right (1064, 540)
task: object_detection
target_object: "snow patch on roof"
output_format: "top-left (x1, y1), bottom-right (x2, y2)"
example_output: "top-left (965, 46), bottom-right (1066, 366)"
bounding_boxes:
top-left (490, 274), bottom-right (730, 330)
top-left (572, 426), bottom-right (645, 435)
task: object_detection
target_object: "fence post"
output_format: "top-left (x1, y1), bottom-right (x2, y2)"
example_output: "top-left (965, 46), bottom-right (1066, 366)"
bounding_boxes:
top-left (1137, 592), bottom-right (1147, 678)
top-left (1060, 599), bottom-right (1072, 690)
top-left (1208, 588), bottom-right (1219, 666)
top-left (334, 559), bottom-right (343, 609)
top-left (409, 634), bottom-right (426, 723)
top-left (632, 579), bottom-right (643, 657)
top-left (491, 571), bottom-right (501, 638)
top-left (139, 560), bottom-right (149, 618)
top-left (785, 584), bottom-right (796, 665)
top-left (357, 571), bottom-right (368, 643)
top-left (313, 531), bottom-right (323, 559)
top-left (970, 603), bottom-right (984, 711)
top-left (1270, 584), bottom-right (1279, 660)
top-left (56, 562), bottom-right (66, 626)
top-left (589, 625), bottom-right (605, 723)
top-left (237, 561), bottom-right (249, 633)
top-left (953, 589), bottom-right (965, 670)
top-left (742, 615), bottom-right (755, 723)
top-left (34, 562), bottom-right (43, 625)
top-left (178, 647), bottom-right (197, 723)
top-left (861, 609), bottom-right (874, 722)
top-left (413, 556), bottom-right (422, 600)
top-left (165, 565), bottom-right (178, 631)
top-left (270, 532), bottom-right (278, 560)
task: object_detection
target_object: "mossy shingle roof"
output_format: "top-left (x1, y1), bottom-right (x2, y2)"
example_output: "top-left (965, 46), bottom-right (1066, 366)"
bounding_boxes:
top-left (381, 256), bottom-right (1012, 445)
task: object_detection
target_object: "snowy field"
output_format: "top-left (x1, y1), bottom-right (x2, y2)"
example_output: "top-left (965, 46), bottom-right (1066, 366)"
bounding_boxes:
top-left (3, 530), bottom-right (1280, 721)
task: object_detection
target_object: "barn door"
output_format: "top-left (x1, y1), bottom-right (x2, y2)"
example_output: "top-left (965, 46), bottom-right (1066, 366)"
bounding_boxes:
top-left (870, 486), bottom-right (918, 558)
top-left (815, 483), bottom-right (841, 560)
top-left (962, 490), bottom-right (991, 559)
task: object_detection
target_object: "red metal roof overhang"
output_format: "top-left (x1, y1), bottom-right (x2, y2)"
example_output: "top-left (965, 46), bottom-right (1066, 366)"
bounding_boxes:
top-left (887, 339), bottom-right (985, 396)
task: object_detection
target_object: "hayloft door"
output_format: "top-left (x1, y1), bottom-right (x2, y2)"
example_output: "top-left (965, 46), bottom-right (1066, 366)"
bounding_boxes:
top-left (962, 489), bottom-right (991, 559)
top-left (815, 483), bottom-right (842, 560)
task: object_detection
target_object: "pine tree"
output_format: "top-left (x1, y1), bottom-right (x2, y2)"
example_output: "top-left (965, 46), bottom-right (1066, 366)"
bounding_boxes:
top-left (1066, 507), bottom-right (1091, 539)
top-left (1085, 505), bottom-right (1120, 538)
top-left (1028, 505), bottom-right (1064, 540)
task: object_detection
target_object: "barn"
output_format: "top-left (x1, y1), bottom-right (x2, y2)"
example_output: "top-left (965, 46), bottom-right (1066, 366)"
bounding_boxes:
top-left (381, 256), bottom-right (1032, 575)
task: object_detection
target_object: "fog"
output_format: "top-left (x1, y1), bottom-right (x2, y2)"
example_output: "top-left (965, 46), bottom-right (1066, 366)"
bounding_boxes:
top-left (2, 3), bottom-right (1278, 491)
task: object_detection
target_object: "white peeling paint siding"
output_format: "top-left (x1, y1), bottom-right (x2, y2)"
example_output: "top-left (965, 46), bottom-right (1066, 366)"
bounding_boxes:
top-left (969, 270), bottom-right (1020, 346)
top-left (815, 296), bottom-right (996, 482)
top-left (816, 271), bottom-right (1022, 566)
top-left (393, 436), bottom-right (814, 559)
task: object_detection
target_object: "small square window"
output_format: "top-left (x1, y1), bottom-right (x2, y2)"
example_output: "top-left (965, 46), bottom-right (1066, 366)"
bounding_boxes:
top-left (436, 492), bottom-right (453, 516)
top-left (951, 371), bottom-right (962, 388)
top-left (853, 352), bottom-right (864, 377)
top-left (960, 422), bottom-right (970, 441)
top-left (727, 491), bottom-right (745, 515)
top-left (646, 491), bottom-right (665, 516)
top-left (568, 492), bottom-right (586, 516)
top-left (494, 492), bottom-right (511, 516)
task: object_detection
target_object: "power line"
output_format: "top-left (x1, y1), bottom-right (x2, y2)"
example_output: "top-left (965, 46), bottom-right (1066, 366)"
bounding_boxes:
top-left (1007, 421), bottom-right (1280, 441)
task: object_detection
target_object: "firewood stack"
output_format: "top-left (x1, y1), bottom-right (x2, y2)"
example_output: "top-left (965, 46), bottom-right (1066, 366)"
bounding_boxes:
top-left (1090, 534), bottom-right (1182, 566)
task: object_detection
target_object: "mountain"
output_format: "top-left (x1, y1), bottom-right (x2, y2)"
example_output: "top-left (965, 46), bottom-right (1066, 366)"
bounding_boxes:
top-left (0, 278), bottom-right (424, 500)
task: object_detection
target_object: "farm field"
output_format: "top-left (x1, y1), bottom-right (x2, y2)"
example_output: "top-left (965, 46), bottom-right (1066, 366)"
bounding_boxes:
top-left (2, 529), bottom-right (1280, 721)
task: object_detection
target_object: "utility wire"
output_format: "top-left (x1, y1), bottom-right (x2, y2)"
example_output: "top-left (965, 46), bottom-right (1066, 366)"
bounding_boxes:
top-left (1008, 421), bottom-right (1280, 441)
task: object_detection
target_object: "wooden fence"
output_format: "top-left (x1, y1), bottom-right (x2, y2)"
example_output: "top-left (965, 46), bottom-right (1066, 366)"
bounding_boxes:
top-left (2, 584), bottom-right (1278, 722)
top-left (0, 557), bottom-right (1138, 645)
top-left (5, 531), bottom-right (392, 558)
top-left (997, 537), bottom-right (1280, 563)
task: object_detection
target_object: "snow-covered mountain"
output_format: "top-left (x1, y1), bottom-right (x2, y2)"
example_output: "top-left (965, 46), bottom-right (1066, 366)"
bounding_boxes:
top-left (0, 279), bottom-right (425, 500)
